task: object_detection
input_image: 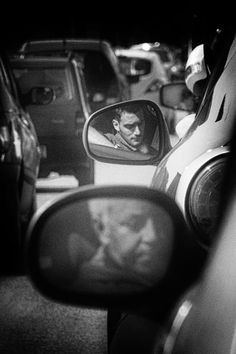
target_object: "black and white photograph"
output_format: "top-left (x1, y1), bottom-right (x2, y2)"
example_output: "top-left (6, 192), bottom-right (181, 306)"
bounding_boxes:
top-left (0, 3), bottom-right (235, 353)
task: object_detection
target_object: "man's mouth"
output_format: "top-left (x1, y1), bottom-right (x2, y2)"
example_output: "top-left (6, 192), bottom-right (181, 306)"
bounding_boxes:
top-left (132, 137), bottom-right (142, 143)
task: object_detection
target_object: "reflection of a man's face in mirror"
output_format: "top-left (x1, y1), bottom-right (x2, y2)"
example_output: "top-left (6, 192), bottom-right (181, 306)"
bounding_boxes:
top-left (113, 108), bottom-right (145, 149)
top-left (90, 199), bottom-right (172, 285)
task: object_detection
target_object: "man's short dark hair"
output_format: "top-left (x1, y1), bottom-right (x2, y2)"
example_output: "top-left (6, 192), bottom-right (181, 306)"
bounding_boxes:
top-left (114, 103), bottom-right (144, 122)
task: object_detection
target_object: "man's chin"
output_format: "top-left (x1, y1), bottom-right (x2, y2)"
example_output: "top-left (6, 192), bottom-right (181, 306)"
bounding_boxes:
top-left (131, 142), bottom-right (142, 148)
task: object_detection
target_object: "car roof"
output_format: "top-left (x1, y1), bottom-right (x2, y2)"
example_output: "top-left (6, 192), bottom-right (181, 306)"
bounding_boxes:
top-left (19, 39), bottom-right (113, 55)
top-left (115, 48), bottom-right (168, 78)
top-left (115, 48), bottom-right (162, 60)
top-left (10, 55), bottom-right (76, 65)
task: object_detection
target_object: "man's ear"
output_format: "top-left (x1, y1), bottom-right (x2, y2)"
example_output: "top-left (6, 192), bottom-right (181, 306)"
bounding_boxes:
top-left (112, 119), bottom-right (120, 132)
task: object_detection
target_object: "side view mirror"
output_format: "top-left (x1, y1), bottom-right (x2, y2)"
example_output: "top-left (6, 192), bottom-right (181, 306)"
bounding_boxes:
top-left (25, 185), bottom-right (204, 314)
top-left (83, 99), bottom-right (172, 165)
top-left (28, 86), bottom-right (55, 105)
top-left (119, 57), bottom-right (150, 77)
top-left (160, 82), bottom-right (196, 112)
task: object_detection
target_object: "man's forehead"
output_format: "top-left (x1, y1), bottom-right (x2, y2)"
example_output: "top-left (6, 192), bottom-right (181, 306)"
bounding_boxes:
top-left (89, 198), bottom-right (151, 219)
top-left (120, 110), bottom-right (144, 123)
top-left (109, 200), bottom-right (151, 220)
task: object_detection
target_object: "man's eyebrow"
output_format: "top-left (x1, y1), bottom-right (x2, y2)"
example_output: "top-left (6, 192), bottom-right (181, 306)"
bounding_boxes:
top-left (124, 122), bottom-right (135, 126)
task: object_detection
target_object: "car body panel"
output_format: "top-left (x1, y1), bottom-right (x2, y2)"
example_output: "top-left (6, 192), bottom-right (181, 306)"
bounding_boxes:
top-left (0, 55), bottom-right (40, 269)
top-left (151, 35), bottom-right (236, 199)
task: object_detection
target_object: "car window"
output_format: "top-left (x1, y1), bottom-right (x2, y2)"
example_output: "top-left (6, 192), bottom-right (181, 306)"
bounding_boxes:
top-left (119, 56), bottom-right (151, 76)
top-left (13, 66), bottom-right (73, 104)
top-left (82, 52), bottom-right (120, 94)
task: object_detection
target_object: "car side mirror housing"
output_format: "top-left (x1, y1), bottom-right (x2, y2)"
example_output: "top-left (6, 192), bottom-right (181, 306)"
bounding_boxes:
top-left (24, 185), bottom-right (204, 314)
top-left (83, 99), bottom-right (172, 165)
top-left (160, 82), bottom-right (196, 112)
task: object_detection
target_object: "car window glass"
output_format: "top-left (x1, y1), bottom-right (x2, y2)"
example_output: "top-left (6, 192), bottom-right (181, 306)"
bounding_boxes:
top-left (81, 51), bottom-right (121, 110)
top-left (118, 57), bottom-right (151, 76)
top-left (13, 67), bottom-right (73, 104)
top-left (83, 52), bottom-right (120, 93)
top-left (133, 58), bottom-right (151, 75)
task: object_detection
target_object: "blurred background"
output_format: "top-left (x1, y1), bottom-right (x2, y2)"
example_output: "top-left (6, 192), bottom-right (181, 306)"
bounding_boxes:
top-left (1, 4), bottom-right (232, 54)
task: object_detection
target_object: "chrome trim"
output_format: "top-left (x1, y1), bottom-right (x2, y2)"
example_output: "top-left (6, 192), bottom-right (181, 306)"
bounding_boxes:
top-left (163, 300), bottom-right (192, 354)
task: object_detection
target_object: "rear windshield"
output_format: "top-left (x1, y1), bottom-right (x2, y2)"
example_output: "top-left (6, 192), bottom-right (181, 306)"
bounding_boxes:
top-left (118, 56), bottom-right (151, 76)
top-left (13, 66), bottom-right (73, 104)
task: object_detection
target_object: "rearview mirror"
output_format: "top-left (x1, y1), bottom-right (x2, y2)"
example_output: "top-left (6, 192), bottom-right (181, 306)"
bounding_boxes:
top-left (25, 185), bottom-right (204, 313)
top-left (160, 82), bottom-right (196, 112)
top-left (83, 100), bottom-right (171, 165)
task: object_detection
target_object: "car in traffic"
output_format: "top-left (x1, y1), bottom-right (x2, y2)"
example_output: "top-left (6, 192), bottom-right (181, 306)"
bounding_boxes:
top-left (10, 53), bottom-right (94, 185)
top-left (10, 39), bottom-right (131, 185)
top-left (21, 26), bottom-right (236, 354)
top-left (130, 41), bottom-right (186, 81)
top-left (18, 38), bottom-right (131, 110)
top-left (84, 27), bottom-right (235, 250)
top-left (115, 47), bottom-right (178, 133)
top-left (0, 53), bottom-right (40, 272)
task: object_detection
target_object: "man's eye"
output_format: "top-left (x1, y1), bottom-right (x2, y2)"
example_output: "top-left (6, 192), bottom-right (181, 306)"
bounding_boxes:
top-left (93, 218), bottom-right (104, 232)
top-left (121, 217), bottom-right (146, 231)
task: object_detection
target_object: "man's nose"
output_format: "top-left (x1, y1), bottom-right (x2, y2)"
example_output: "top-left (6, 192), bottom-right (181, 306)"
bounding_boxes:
top-left (142, 219), bottom-right (156, 242)
top-left (134, 125), bottom-right (141, 135)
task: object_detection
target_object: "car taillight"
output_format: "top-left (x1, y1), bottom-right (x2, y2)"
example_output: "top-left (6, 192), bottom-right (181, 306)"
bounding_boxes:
top-left (186, 156), bottom-right (227, 248)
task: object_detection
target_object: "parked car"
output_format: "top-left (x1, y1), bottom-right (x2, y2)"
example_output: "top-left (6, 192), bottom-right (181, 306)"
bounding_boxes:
top-left (130, 42), bottom-right (186, 81)
top-left (10, 53), bottom-right (94, 185)
top-left (0, 53), bottom-right (40, 272)
top-left (18, 38), bottom-right (131, 110)
top-left (22, 26), bottom-right (236, 354)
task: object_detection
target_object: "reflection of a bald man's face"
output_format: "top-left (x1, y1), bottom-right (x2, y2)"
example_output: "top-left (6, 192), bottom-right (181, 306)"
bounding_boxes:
top-left (97, 199), bottom-right (173, 280)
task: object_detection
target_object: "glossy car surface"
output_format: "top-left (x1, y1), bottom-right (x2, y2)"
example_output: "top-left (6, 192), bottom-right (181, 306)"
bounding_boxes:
top-left (151, 29), bottom-right (236, 248)
top-left (0, 53), bottom-right (40, 272)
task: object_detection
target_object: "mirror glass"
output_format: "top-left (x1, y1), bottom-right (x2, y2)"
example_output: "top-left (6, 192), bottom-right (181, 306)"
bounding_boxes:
top-left (160, 82), bottom-right (195, 112)
top-left (36, 197), bottom-right (174, 295)
top-left (86, 101), bottom-right (164, 163)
